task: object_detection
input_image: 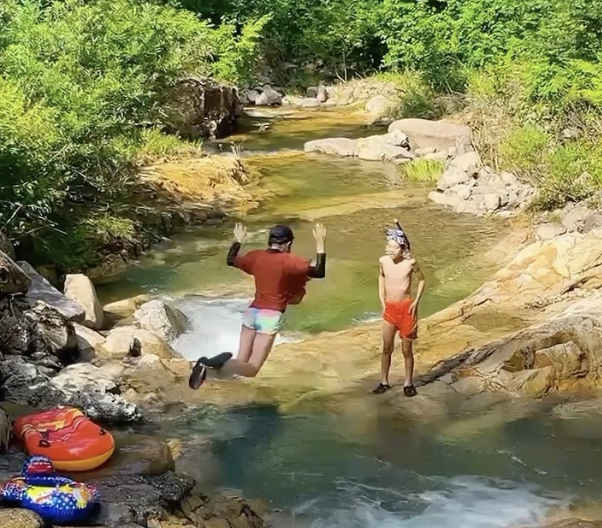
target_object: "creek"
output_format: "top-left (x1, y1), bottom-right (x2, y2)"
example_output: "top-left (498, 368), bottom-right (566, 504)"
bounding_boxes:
top-left (98, 108), bottom-right (595, 528)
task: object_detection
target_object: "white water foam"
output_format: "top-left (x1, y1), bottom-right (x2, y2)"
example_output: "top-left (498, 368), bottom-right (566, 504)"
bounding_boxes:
top-left (302, 476), bottom-right (567, 528)
top-left (171, 296), bottom-right (294, 360)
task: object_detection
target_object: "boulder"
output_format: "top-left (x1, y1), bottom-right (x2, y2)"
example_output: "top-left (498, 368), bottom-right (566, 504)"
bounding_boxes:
top-left (23, 302), bottom-right (77, 361)
top-left (73, 322), bottom-right (107, 361)
top-left (0, 250), bottom-right (31, 295)
top-left (133, 300), bottom-right (190, 342)
top-left (103, 326), bottom-right (179, 360)
top-left (365, 95), bottom-right (395, 120)
top-left (63, 273), bottom-right (104, 329)
top-left (255, 85), bottom-right (283, 106)
top-left (0, 509), bottom-right (43, 528)
top-left (103, 294), bottom-right (152, 330)
top-left (175, 493), bottom-right (266, 528)
top-left (388, 118), bottom-right (473, 151)
top-left (306, 86), bottom-right (318, 98)
top-left (91, 471), bottom-right (195, 527)
top-left (137, 353), bottom-right (167, 371)
top-left (536, 223), bottom-right (567, 241)
top-left (0, 356), bottom-right (141, 423)
top-left (304, 138), bottom-right (357, 157)
top-left (241, 89), bottom-right (259, 105)
top-left (300, 98), bottom-right (321, 108)
top-left (304, 131), bottom-right (413, 162)
top-left (18, 261), bottom-right (85, 322)
top-left (165, 77), bottom-right (242, 140)
top-left (448, 150), bottom-right (481, 173)
top-left (354, 134), bottom-right (415, 162)
top-left (0, 232), bottom-right (15, 259)
top-left (98, 436), bottom-right (176, 478)
top-left (429, 160), bottom-right (534, 216)
top-left (316, 85), bottom-right (328, 103)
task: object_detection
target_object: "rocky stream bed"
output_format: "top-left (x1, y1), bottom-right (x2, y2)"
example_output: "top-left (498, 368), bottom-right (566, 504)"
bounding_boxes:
top-left (3, 90), bottom-right (602, 527)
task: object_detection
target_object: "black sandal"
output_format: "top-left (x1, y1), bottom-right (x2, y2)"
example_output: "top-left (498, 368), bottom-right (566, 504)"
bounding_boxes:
top-left (189, 359), bottom-right (208, 390)
top-left (372, 383), bottom-right (392, 394)
top-left (403, 384), bottom-right (417, 397)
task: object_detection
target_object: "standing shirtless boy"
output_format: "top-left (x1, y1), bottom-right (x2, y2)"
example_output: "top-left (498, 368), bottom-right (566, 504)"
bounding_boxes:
top-left (373, 223), bottom-right (425, 396)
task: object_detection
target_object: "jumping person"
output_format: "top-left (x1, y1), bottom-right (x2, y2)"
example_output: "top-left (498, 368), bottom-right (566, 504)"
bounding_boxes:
top-left (189, 222), bottom-right (327, 388)
top-left (373, 220), bottom-right (425, 397)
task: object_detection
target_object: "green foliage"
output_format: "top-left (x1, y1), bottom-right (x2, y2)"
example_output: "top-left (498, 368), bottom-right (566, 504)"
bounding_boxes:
top-left (0, 0), bottom-right (266, 269)
top-left (400, 159), bottom-right (444, 183)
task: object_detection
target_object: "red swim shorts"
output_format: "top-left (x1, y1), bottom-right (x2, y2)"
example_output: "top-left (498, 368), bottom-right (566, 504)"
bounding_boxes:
top-left (383, 298), bottom-right (417, 340)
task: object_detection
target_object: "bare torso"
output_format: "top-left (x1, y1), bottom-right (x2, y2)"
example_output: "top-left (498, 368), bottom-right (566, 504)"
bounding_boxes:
top-left (380, 255), bottom-right (415, 302)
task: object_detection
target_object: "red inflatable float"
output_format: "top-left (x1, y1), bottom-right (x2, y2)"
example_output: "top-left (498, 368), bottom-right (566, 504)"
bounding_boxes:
top-left (14, 407), bottom-right (115, 472)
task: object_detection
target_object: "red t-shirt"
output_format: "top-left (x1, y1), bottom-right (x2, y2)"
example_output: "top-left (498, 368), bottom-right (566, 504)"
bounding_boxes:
top-left (234, 250), bottom-right (310, 312)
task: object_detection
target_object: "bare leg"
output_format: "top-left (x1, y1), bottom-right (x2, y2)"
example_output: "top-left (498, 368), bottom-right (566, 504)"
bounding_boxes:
top-left (400, 338), bottom-right (417, 397)
top-left (236, 325), bottom-right (256, 362)
top-left (219, 332), bottom-right (277, 378)
top-left (380, 320), bottom-right (396, 385)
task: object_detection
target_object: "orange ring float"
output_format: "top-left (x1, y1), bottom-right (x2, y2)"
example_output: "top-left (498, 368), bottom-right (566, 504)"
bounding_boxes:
top-left (13, 407), bottom-right (115, 472)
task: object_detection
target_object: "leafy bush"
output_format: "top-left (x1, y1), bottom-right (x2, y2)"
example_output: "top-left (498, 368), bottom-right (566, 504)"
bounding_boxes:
top-left (0, 0), bottom-right (266, 269)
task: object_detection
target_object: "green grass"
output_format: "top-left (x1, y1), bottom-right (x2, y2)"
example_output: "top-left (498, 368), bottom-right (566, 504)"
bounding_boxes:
top-left (400, 159), bottom-right (444, 183)
top-left (138, 129), bottom-right (204, 160)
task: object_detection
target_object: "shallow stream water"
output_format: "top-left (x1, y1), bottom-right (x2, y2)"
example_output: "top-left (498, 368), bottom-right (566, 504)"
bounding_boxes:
top-left (98, 108), bottom-right (596, 527)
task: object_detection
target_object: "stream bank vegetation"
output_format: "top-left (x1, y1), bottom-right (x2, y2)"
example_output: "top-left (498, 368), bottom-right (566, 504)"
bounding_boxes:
top-left (2, 0), bottom-right (602, 273)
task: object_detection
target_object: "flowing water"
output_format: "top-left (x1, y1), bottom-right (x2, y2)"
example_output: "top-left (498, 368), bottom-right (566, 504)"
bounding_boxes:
top-left (99, 108), bottom-right (595, 527)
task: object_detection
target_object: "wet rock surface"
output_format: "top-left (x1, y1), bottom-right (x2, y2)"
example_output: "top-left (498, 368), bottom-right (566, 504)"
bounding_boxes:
top-left (0, 437), bottom-right (268, 528)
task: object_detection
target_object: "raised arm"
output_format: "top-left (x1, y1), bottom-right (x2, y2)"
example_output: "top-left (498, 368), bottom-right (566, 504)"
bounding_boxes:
top-left (226, 223), bottom-right (252, 272)
top-left (307, 223), bottom-right (326, 279)
top-left (226, 242), bottom-right (242, 267)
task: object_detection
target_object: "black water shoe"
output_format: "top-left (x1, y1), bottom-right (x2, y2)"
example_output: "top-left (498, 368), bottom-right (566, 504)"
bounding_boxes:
top-left (189, 359), bottom-right (208, 390)
top-left (372, 383), bottom-right (391, 394)
top-left (403, 384), bottom-right (417, 397)
top-left (200, 352), bottom-right (233, 370)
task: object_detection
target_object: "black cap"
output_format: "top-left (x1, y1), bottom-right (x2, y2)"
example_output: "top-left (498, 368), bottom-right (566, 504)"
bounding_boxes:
top-left (268, 225), bottom-right (294, 244)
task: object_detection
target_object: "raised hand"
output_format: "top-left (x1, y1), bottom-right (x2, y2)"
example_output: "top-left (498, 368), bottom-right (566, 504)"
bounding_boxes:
top-left (233, 222), bottom-right (247, 243)
top-left (312, 223), bottom-right (326, 243)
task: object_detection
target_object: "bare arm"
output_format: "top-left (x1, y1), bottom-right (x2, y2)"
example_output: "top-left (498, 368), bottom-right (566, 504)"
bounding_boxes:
top-left (413, 259), bottom-right (426, 303)
top-left (378, 259), bottom-right (386, 311)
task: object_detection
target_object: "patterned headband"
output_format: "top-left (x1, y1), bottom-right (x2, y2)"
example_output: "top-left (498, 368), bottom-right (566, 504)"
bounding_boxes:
top-left (386, 228), bottom-right (408, 247)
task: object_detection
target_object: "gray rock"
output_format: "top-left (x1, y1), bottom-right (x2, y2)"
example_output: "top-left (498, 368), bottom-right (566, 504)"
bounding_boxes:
top-left (0, 356), bottom-right (141, 423)
top-left (449, 151), bottom-right (481, 174)
top-left (92, 472), bottom-right (194, 527)
top-left (306, 86), bottom-right (318, 98)
top-left (304, 138), bottom-right (357, 157)
top-left (18, 261), bottom-right (85, 322)
top-left (73, 322), bottom-right (106, 361)
top-left (64, 273), bottom-right (104, 329)
top-left (388, 118), bottom-right (473, 151)
top-left (24, 302), bottom-right (77, 361)
top-left (365, 95), bottom-right (394, 120)
top-left (536, 223), bottom-right (567, 241)
top-left (300, 97), bottom-right (321, 108)
top-left (133, 300), bottom-right (189, 342)
top-left (255, 85), bottom-right (283, 106)
top-left (316, 85), bottom-right (328, 103)
top-left (354, 134), bottom-right (414, 162)
top-left (436, 166), bottom-right (471, 191)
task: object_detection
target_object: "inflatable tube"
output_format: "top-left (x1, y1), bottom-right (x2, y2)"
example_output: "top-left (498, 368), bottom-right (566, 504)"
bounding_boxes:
top-left (14, 407), bottom-right (115, 471)
top-left (0, 455), bottom-right (100, 525)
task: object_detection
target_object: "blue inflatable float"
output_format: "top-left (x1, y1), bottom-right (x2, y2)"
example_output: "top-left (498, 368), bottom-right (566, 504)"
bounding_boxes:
top-left (0, 455), bottom-right (100, 525)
